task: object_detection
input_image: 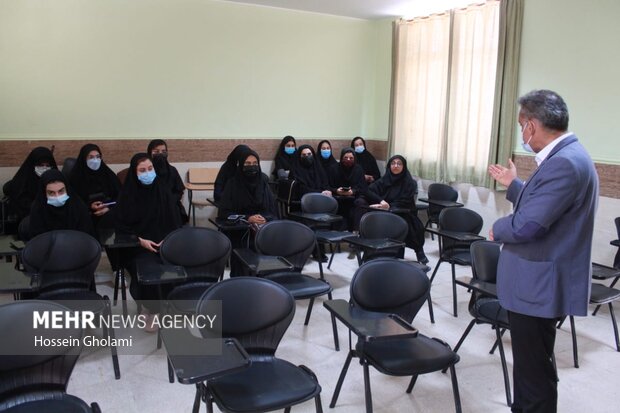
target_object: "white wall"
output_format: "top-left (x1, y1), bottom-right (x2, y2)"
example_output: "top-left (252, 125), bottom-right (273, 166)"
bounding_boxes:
top-left (0, 0), bottom-right (391, 140)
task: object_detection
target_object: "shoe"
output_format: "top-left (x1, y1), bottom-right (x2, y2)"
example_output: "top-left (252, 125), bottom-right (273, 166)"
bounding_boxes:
top-left (416, 251), bottom-right (429, 265)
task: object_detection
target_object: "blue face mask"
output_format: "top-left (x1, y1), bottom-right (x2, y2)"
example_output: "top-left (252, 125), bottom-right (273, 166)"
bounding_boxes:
top-left (47, 193), bottom-right (70, 207)
top-left (138, 170), bottom-right (156, 185)
top-left (284, 147), bottom-right (295, 155)
top-left (354, 146), bottom-right (365, 154)
top-left (320, 149), bottom-right (331, 159)
top-left (86, 158), bottom-right (101, 171)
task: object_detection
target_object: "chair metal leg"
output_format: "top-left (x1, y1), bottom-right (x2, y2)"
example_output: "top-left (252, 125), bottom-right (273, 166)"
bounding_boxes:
top-left (315, 243), bottom-right (325, 279)
top-left (104, 298), bottom-right (121, 380)
top-left (363, 362), bottom-right (373, 413)
top-left (192, 384), bottom-right (202, 413)
top-left (304, 298), bottom-right (315, 326)
top-left (327, 242), bottom-right (336, 269)
top-left (429, 259), bottom-right (443, 285)
top-left (330, 350), bottom-right (355, 408)
top-left (284, 407), bottom-right (291, 413)
top-left (427, 294), bottom-right (435, 324)
top-left (451, 263), bottom-right (458, 317)
top-left (167, 357), bottom-right (175, 383)
top-left (495, 324), bottom-right (512, 406)
top-left (315, 394), bottom-right (324, 413)
top-left (489, 328), bottom-right (507, 355)
top-left (331, 314), bottom-right (340, 351)
top-left (453, 319), bottom-right (476, 354)
top-left (569, 315), bottom-right (579, 368)
top-left (608, 303), bottom-right (620, 351)
top-left (449, 365), bottom-right (463, 413)
top-left (405, 375), bottom-right (418, 393)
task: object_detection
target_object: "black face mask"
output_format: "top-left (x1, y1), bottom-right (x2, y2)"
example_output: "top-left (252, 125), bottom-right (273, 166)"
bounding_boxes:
top-left (242, 165), bottom-right (260, 177)
top-left (301, 155), bottom-right (314, 166)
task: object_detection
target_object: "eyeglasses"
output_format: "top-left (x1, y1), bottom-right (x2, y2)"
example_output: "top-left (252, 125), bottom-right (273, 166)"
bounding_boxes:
top-left (390, 161), bottom-right (403, 166)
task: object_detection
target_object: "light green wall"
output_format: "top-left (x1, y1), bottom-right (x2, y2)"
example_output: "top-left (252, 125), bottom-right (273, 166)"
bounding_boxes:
top-left (516, 0), bottom-right (620, 164)
top-left (0, 0), bottom-right (391, 140)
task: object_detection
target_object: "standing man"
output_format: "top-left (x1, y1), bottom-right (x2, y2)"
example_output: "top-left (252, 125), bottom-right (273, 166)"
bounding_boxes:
top-left (488, 89), bottom-right (598, 412)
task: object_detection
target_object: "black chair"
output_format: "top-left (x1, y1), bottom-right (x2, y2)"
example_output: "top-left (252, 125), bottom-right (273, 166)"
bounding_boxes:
top-left (328, 259), bottom-right (461, 413)
top-left (20, 230), bottom-right (120, 379)
top-left (558, 277), bottom-right (620, 368)
top-left (160, 226), bottom-right (231, 314)
top-left (276, 179), bottom-right (300, 218)
top-left (61, 157), bottom-right (77, 179)
top-left (451, 241), bottom-right (512, 406)
top-left (300, 193), bottom-right (352, 269)
top-left (0, 300), bottom-right (101, 412)
top-left (424, 183), bottom-right (458, 239)
top-left (197, 277), bottom-right (323, 413)
top-left (357, 210), bottom-right (408, 262)
top-left (429, 207), bottom-right (484, 317)
top-left (254, 220), bottom-right (333, 329)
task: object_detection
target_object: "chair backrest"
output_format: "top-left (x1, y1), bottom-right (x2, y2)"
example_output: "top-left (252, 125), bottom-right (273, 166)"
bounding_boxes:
top-left (197, 277), bottom-right (295, 355)
top-left (301, 193), bottom-right (338, 214)
top-left (438, 207), bottom-right (483, 251)
top-left (21, 230), bottom-right (101, 295)
top-left (350, 258), bottom-right (430, 323)
top-left (359, 211), bottom-right (408, 241)
top-left (470, 240), bottom-right (501, 284)
top-left (116, 168), bottom-right (129, 185)
top-left (255, 220), bottom-right (315, 271)
top-left (61, 157), bottom-right (77, 179)
top-left (187, 168), bottom-right (219, 190)
top-left (427, 183), bottom-right (458, 218)
top-left (0, 300), bottom-right (81, 406)
top-left (159, 227), bottom-right (231, 281)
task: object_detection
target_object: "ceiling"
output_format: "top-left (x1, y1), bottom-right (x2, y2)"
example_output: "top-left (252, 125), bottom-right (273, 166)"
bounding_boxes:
top-left (219, 0), bottom-right (477, 20)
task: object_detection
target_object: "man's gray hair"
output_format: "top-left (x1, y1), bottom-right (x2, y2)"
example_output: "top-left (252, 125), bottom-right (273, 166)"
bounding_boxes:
top-left (518, 90), bottom-right (569, 131)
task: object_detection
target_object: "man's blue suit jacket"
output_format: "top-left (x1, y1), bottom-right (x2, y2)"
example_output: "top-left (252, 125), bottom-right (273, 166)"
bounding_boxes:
top-left (493, 135), bottom-right (598, 318)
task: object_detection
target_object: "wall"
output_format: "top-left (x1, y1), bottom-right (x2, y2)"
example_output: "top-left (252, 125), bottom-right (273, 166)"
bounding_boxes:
top-left (0, 0), bottom-right (391, 141)
top-left (516, 0), bottom-right (620, 165)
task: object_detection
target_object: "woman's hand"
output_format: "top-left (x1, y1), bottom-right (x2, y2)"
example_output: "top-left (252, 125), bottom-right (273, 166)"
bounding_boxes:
top-left (336, 188), bottom-right (353, 196)
top-left (321, 190), bottom-right (333, 197)
top-left (90, 201), bottom-right (110, 216)
top-left (379, 200), bottom-right (390, 209)
top-left (247, 215), bottom-right (266, 225)
top-left (364, 175), bottom-right (375, 183)
top-left (138, 237), bottom-right (161, 253)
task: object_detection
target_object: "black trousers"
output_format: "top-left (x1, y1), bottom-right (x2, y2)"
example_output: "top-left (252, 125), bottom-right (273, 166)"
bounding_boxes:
top-left (508, 311), bottom-right (558, 413)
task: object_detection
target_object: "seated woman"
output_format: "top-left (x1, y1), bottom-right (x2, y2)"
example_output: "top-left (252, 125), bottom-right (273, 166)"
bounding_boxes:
top-left (25, 169), bottom-right (94, 241)
top-left (290, 144), bottom-right (332, 201)
top-left (115, 153), bottom-right (183, 330)
top-left (218, 150), bottom-right (277, 275)
top-left (3, 147), bottom-right (57, 233)
top-left (69, 144), bottom-right (121, 230)
top-left (354, 155), bottom-right (428, 264)
top-left (351, 136), bottom-right (381, 184)
top-left (147, 139), bottom-right (187, 223)
top-left (327, 148), bottom-right (368, 230)
top-left (272, 135), bottom-right (297, 179)
top-left (214, 144), bottom-right (250, 203)
top-left (317, 139), bottom-right (338, 174)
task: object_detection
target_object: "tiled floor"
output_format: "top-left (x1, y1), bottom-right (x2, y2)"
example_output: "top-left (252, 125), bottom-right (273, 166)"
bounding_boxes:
top-left (3, 230), bottom-right (620, 413)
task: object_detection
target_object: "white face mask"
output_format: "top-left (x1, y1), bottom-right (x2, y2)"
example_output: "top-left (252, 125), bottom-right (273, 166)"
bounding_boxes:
top-left (34, 166), bottom-right (51, 177)
top-left (520, 121), bottom-right (534, 153)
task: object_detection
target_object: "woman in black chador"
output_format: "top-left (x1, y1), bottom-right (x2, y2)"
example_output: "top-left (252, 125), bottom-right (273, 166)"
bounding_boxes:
top-left (3, 147), bottom-right (58, 231)
top-left (355, 155), bottom-right (428, 264)
top-left (26, 169), bottom-right (94, 241)
top-left (272, 135), bottom-right (297, 179)
top-left (317, 140), bottom-right (338, 174)
top-left (115, 153), bottom-right (183, 328)
top-left (147, 139), bottom-right (187, 223)
top-left (214, 144), bottom-right (251, 203)
top-left (327, 148), bottom-right (367, 230)
top-left (69, 143), bottom-right (121, 230)
top-left (290, 144), bottom-right (332, 201)
top-left (218, 149), bottom-right (277, 224)
top-left (350, 136), bottom-right (381, 184)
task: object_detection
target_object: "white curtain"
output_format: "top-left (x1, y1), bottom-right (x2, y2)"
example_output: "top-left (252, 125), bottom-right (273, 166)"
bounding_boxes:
top-left (390, 1), bottom-right (500, 185)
